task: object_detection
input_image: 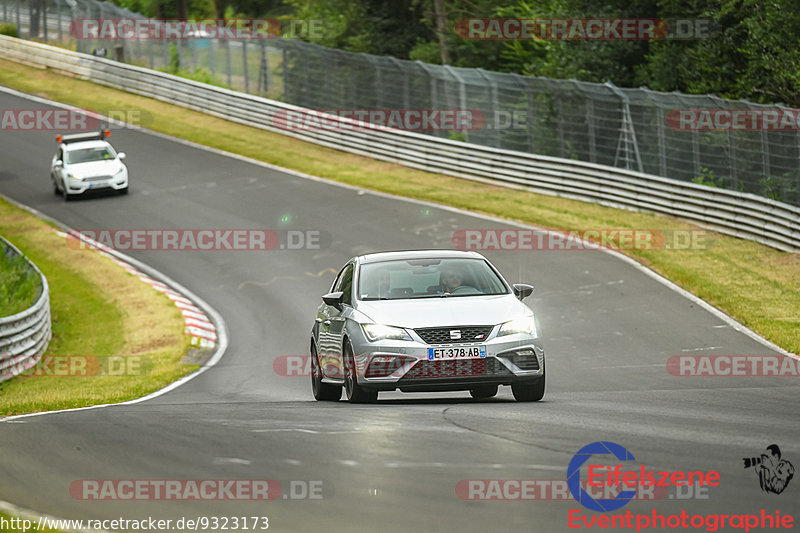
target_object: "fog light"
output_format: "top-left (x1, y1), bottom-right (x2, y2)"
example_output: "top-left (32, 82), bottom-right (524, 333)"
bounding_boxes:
top-left (366, 355), bottom-right (413, 377)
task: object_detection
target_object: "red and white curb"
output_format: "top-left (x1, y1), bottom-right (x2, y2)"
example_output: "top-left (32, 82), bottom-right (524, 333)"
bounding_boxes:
top-left (54, 229), bottom-right (217, 349)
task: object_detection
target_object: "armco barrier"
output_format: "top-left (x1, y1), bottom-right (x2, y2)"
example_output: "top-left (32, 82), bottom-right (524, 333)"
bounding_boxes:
top-left (0, 236), bottom-right (51, 383)
top-left (1, 35), bottom-right (798, 252)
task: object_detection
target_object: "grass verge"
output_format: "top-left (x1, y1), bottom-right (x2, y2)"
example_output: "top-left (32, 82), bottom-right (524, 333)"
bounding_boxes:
top-left (0, 57), bottom-right (797, 354)
top-left (0, 197), bottom-right (194, 415)
top-left (0, 244), bottom-right (42, 316)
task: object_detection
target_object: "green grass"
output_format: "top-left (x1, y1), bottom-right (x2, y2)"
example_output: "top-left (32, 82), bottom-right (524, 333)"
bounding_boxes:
top-left (0, 56), bottom-right (797, 354)
top-left (0, 198), bottom-right (195, 415)
top-left (0, 247), bottom-right (41, 316)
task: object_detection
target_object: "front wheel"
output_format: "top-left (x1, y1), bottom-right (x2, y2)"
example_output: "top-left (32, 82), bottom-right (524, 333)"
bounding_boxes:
top-left (343, 340), bottom-right (377, 404)
top-left (311, 343), bottom-right (341, 401)
top-left (512, 369), bottom-right (545, 402)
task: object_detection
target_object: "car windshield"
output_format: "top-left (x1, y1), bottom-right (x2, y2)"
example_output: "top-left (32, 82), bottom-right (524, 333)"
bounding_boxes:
top-left (358, 258), bottom-right (508, 300)
top-left (66, 146), bottom-right (115, 164)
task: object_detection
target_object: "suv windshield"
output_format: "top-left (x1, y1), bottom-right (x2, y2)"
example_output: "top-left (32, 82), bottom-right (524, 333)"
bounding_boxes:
top-left (66, 146), bottom-right (115, 164)
top-left (358, 258), bottom-right (508, 300)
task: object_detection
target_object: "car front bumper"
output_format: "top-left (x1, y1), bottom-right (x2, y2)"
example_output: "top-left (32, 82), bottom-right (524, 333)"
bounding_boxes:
top-left (349, 330), bottom-right (544, 392)
top-left (65, 174), bottom-right (128, 194)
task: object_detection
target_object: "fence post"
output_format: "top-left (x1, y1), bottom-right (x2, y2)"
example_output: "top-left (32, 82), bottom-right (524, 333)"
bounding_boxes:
top-left (476, 68), bottom-right (499, 147)
top-left (416, 61), bottom-right (439, 137)
top-left (241, 40), bottom-right (248, 93)
top-left (225, 38), bottom-right (231, 87)
top-left (444, 65), bottom-right (469, 143)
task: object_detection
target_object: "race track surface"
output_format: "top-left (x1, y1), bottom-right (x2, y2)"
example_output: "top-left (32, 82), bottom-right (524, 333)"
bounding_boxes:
top-left (1, 90), bottom-right (798, 532)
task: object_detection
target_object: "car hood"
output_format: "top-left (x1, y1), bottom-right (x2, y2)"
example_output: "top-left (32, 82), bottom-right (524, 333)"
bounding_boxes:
top-left (68, 160), bottom-right (123, 177)
top-left (355, 294), bottom-right (530, 329)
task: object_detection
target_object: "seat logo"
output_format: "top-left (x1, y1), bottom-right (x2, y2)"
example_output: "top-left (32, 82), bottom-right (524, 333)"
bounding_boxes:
top-left (450, 330), bottom-right (462, 340)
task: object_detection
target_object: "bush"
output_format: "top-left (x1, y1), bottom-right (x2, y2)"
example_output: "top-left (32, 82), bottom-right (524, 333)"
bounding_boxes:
top-left (0, 23), bottom-right (18, 38)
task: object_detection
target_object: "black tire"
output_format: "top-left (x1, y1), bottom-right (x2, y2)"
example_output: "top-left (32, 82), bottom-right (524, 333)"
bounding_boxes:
top-left (343, 340), bottom-right (377, 404)
top-left (119, 187), bottom-right (129, 195)
top-left (311, 343), bottom-right (341, 401)
top-left (62, 186), bottom-right (71, 201)
top-left (512, 363), bottom-right (545, 402)
top-left (469, 385), bottom-right (498, 399)
top-left (53, 182), bottom-right (60, 196)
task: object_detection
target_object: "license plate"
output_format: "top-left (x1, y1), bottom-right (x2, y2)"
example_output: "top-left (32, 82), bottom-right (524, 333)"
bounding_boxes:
top-left (428, 346), bottom-right (486, 360)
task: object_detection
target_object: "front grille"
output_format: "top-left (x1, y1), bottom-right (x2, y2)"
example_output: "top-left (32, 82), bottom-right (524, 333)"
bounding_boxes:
top-left (404, 357), bottom-right (511, 379)
top-left (415, 326), bottom-right (493, 344)
top-left (85, 175), bottom-right (112, 182)
top-left (500, 351), bottom-right (540, 371)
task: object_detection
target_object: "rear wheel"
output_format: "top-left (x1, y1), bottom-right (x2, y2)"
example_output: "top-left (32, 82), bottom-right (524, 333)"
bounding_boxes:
top-left (311, 343), bottom-right (341, 401)
top-left (512, 363), bottom-right (545, 402)
top-left (469, 385), bottom-right (498, 399)
top-left (343, 340), bottom-right (377, 404)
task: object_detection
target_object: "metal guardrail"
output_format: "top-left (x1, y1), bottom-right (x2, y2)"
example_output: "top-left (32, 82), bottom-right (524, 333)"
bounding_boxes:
top-left (1, 35), bottom-right (798, 252)
top-left (0, 236), bottom-right (51, 383)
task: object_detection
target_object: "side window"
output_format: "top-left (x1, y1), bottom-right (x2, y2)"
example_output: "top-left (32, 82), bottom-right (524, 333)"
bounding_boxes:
top-left (57, 148), bottom-right (63, 162)
top-left (334, 264), bottom-right (354, 306)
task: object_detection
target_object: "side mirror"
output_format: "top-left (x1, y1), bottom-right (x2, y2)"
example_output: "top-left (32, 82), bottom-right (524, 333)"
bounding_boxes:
top-left (118, 152), bottom-right (126, 160)
top-left (512, 283), bottom-right (534, 300)
top-left (54, 160), bottom-right (63, 168)
top-left (322, 291), bottom-right (344, 311)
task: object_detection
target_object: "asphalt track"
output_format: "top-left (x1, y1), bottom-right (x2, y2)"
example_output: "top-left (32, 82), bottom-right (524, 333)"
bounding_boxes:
top-left (0, 89), bottom-right (798, 532)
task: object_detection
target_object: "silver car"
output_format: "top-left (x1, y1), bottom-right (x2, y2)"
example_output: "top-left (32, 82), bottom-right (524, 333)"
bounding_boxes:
top-left (310, 250), bottom-right (544, 403)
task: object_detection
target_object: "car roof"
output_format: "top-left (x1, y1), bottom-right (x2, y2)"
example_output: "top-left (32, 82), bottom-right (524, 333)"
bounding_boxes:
top-left (62, 140), bottom-right (112, 151)
top-left (356, 250), bottom-right (485, 264)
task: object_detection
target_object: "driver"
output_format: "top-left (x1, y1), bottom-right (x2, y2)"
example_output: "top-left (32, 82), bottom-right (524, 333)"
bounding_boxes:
top-left (432, 266), bottom-right (467, 294)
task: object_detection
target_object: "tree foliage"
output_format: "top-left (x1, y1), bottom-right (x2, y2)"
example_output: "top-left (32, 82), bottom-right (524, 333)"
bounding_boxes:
top-left (106, 0), bottom-right (800, 105)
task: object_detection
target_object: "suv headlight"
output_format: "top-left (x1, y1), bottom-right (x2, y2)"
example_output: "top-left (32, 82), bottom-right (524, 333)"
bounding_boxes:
top-left (498, 315), bottom-right (537, 338)
top-left (362, 324), bottom-right (412, 342)
top-left (67, 172), bottom-right (82, 181)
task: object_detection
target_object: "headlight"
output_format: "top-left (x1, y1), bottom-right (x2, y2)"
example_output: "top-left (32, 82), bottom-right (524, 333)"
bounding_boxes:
top-left (362, 324), bottom-right (412, 342)
top-left (498, 315), bottom-right (537, 337)
top-left (113, 168), bottom-right (125, 177)
top-left (67, 172), bottom-right (82, 181)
